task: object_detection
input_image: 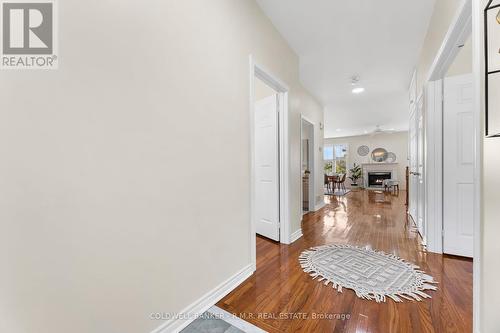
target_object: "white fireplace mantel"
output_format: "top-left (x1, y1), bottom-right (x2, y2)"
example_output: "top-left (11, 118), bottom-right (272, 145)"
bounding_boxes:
top-left (362, 163), bottom-right (398, 166)
top-left (362, 163), bottom-right (399, 188)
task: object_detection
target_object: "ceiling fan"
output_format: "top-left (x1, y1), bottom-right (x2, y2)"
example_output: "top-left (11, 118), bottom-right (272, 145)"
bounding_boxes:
top-left (368, 125), bottom-right (397, 136)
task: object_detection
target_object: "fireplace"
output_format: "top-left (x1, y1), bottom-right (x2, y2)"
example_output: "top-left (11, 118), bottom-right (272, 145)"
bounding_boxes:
top-left (368, 172), bottom-right (392, 188)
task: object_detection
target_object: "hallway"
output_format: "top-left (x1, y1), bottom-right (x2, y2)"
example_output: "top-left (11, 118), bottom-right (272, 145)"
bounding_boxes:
top-left (217, 190), bottom-right (472, 333)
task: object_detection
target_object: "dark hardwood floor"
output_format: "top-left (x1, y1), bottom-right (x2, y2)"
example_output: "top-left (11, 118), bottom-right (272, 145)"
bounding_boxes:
top-left (217, 189), bottom-right (473, 333)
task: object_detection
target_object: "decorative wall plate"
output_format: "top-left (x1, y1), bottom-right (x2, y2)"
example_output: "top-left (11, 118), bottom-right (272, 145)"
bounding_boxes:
top-left (357, 145), bottom-right (370, 156)
top-left (386, 152), bottom-right (397, 163)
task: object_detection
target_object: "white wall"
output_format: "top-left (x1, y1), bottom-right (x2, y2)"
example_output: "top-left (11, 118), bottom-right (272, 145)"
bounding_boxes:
top-left (255, 77), bottom-right (276, 100)
top-left (0, 1), bottom-right (323, 333)
top-left (446, 36), bottom-right (472, 77)
top-left (324, 132), bottom-right (409, 190)
top-left (416, 0), bottom-right (465, 94)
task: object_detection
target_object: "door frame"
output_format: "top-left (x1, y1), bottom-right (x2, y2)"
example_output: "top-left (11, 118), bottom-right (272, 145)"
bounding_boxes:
top-left (300, 115), bottom-right (315, 213)
top-left (249, 55), bottom-right (291, 271)
top-left (425, 0), bottom-right (473, 254)
top-left (423, 0), bottom-right (481, 331)
top-left (409, 93), bottom-right (426, 243)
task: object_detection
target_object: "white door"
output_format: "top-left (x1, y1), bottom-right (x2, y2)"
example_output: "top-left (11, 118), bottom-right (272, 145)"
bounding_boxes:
top-left (254, 94), bottom-right (280, 241)
top-left (417, 97), bottom-right (425, 242)
top-left (408, 96), bottom-right (425, 242)
top-left (409, 106), bottom-right (418, 222)
top-left (443, 74), bottom-right (474, 257)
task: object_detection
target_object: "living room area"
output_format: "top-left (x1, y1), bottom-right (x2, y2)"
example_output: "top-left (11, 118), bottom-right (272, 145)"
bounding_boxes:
top-left (323, 131), bottom-right (409, 195)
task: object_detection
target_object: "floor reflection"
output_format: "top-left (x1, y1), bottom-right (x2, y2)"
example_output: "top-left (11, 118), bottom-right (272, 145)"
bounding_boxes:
top-left (218, 189), bottom-right (472, 333)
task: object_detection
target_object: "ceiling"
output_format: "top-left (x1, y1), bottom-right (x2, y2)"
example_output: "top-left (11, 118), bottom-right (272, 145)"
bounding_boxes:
top-left (256, 0), bottom-right (436, 138)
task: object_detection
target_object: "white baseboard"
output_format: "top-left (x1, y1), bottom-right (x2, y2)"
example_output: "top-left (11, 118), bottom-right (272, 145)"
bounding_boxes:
top-left (290, 228), bottom-right (303, 243)
top-left (314, 201), bottom-right (326, 211)
top-left (150, 264), bottom-right (254, 333)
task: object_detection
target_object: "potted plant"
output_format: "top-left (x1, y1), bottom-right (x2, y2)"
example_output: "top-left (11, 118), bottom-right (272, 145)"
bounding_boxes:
top-left (348, 163), bottom-right (362, 189)
top-left (324, 161), bottom-right (333, 175)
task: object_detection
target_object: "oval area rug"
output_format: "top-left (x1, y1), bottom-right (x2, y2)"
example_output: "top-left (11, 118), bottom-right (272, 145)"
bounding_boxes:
top-left (299, 244), bottom-right (438, 303)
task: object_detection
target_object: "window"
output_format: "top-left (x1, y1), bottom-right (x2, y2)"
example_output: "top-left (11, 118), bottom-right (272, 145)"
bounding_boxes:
top-left (324, 144), bottom-right (348, 175)
top-left (335, 159), bottom-right (347, 174)
top-left (323, 146), bottom-right (334, 160)
top-left (334, 145), bottom-right (347, 159)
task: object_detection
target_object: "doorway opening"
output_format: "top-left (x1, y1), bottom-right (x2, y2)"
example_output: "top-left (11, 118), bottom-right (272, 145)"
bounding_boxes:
top-left (249, 56), bottom-right (290, 271)
top-left (409, 2), bottom-right (476, 259)
top-left (301, 117), bottom-right (315, 214)
top-left (253, 77), bottom-right (280, 241)
top-left (414, 1), bottom-right (479, 330)
top-left (424, 24), bottom-right (474, 258)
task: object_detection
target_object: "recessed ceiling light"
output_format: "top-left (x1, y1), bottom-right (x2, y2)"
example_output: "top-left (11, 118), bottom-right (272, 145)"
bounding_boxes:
top-left (352, 87), bottom-right (365, 94)
top-left (351, 75), bottom-right (360, 86)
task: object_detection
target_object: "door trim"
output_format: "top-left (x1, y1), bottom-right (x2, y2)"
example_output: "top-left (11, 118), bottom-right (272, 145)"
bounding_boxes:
top-left (424, 0), bottom-right (481, 331)
top-left (425, 1), bottom-right (474, 254)
top-left (249, 55), bottom-right (291, 271)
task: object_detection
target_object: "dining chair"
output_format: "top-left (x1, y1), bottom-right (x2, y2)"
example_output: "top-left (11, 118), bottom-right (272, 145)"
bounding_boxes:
top-left (324, 174), bottom-right (332, 193)
top-left (334, 174), bottom-right (346, 193)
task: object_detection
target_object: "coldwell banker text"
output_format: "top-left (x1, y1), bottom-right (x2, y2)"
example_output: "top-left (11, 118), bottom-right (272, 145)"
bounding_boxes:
top-left (1, 0), bottom-right (58, 69)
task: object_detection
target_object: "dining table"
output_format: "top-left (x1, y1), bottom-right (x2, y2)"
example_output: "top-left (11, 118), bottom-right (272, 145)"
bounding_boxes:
top-left (325, 175), bottom-right (339, 194)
